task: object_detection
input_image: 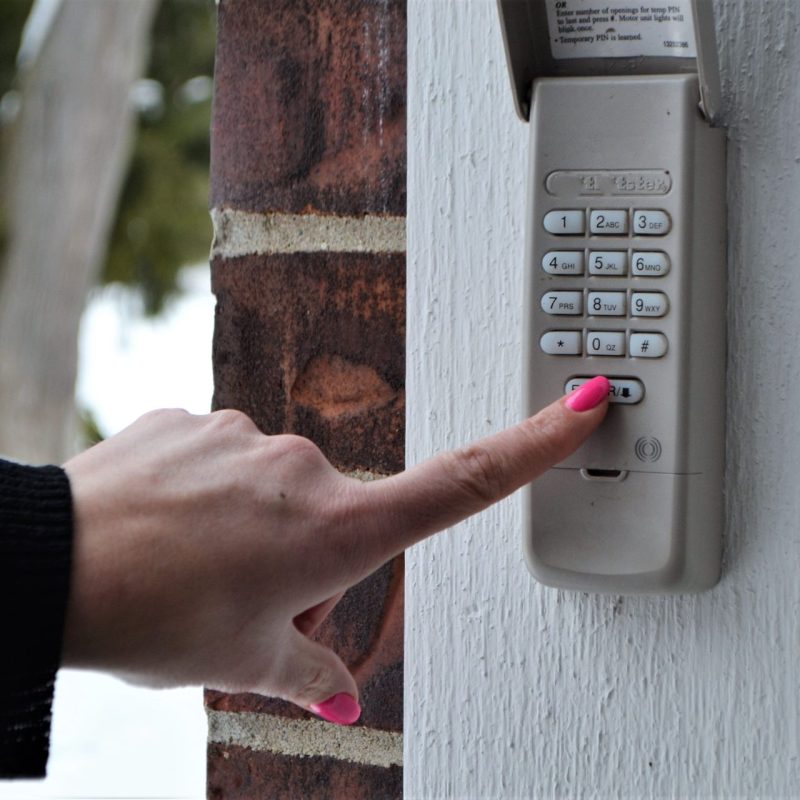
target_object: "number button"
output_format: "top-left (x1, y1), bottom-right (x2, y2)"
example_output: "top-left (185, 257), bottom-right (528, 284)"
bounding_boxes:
top-left (631, 292), bottom-right (669, 317)
top-left (586, 330), bottom-right (626, 356)
top-left (540, 291), bottom-right (583, 315)
top-left (542, 251), bottom-right (584, 275)
top-left (631, 251), bottom-right (670, 277)
top-left (630, 332), bottom-right (668, 358)
top-left (588, 250), bottom-right (627, 276)
top-left (589, 209), bottom-right (628, 235)
top-left (633, 209), bottom-right (671, 235)
top-left (543, 210), bottom-right (585, 235)
top-left (540, 331), bottom-right (582, 355)
top-left (588, 291), bottom-right (626, 316)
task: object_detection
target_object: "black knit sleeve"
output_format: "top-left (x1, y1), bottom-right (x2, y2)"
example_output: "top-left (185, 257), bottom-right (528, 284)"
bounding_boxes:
top-left (0, 460), bottom-right (73, 778)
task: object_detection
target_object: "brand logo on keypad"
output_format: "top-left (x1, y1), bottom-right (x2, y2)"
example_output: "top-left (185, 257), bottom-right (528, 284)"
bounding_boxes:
top-left (634, 436), bottom-right (662, 462)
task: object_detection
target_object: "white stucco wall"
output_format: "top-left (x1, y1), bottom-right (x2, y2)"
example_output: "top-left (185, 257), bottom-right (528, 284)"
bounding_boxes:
top-left (405, 1), bottom-right (800, 797)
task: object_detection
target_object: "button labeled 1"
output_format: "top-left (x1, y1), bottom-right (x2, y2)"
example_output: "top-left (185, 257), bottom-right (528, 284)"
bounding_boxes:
top-left (544, 210), bottom-right (585, 235)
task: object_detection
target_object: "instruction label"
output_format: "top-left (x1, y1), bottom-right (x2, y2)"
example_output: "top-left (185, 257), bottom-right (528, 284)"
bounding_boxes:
top-left (545, 0), bottom-right (697, 60)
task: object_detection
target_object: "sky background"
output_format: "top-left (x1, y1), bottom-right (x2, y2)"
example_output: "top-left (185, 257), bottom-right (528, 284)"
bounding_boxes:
top-left (0, 264), bottom-right (214, 798)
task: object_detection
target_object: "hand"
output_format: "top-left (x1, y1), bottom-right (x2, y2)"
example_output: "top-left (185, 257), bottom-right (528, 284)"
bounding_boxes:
top-left (62, 376), bottom-right (609, 724)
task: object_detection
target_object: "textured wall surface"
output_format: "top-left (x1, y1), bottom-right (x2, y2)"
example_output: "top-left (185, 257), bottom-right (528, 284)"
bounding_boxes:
top-left (406, 1), bottom-right (800, 797)
top-left (207, 1), bottom-right (406, 797)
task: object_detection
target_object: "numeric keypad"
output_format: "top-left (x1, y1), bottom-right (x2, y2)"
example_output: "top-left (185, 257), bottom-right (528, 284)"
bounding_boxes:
top-left (539, 207), bottom-right (671, 359)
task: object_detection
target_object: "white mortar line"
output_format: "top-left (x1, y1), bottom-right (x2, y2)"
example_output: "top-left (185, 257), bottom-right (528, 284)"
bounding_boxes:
top-left (207, 709), bottom-right (403, 768)
top-left (342, 468), bottom-right (392, 482)
top-left (211, 208), bottom-right (406, 257)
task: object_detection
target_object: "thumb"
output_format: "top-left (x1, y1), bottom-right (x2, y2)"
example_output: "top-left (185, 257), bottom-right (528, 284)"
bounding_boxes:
top-left (276, 628), bottom-right (361, 725)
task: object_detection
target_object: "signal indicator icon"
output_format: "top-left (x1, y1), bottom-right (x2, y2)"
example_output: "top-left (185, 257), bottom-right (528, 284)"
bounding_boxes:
top-left (635, 436), bottom-right (662, 463)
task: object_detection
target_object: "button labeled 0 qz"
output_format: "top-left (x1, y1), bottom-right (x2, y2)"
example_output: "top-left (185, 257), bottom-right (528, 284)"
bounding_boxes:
top-left (587, 330), bottom-right (625, 356)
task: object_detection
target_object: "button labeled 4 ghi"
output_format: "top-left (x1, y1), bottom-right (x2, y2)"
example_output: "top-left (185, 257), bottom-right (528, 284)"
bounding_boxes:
top-left (542, 251), bottom-right (584, 275)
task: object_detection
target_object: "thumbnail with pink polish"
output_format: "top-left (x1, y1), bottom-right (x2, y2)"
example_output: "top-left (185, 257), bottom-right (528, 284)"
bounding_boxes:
top-left (309, 693), bottom-right (362, 725)
top-left (564, 375), bottom-right (610, 412)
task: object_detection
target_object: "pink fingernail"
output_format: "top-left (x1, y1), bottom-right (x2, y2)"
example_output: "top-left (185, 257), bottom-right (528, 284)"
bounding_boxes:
top-left (564, 376), bottom-right (610, 412)
top-left (309, 693), bottom-right (361, 725)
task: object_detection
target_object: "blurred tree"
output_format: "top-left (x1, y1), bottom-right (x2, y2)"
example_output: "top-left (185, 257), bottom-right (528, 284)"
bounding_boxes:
top-left (0, 0), bottom-right (34, 259)
top-left (0, 0), bottom-right (159, 463)
top-left (0, 0), bottom-right (217, 461)
top-left (104, 0), bottom-right (216, 315)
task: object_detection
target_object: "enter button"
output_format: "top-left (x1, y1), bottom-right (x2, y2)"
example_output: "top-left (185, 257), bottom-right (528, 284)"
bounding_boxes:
top-left (565, 377), bottom-right (644, 405)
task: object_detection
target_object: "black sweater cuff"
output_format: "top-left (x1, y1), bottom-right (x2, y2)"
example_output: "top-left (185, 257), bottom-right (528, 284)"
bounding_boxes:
top-left (0, 461), bottom-right (73, 778)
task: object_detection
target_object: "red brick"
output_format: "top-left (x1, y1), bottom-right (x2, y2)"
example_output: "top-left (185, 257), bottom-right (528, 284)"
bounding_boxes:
top-left (211, 0), bottom-right (406, 215)
top-left (207, 743), bottom-right (402, 800)
top-left (211, 252), bottom-right (405, 474)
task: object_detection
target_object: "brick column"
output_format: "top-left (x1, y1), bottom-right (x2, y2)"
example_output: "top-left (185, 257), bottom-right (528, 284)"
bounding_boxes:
top-left (205, 2), bottom-right (406, 797)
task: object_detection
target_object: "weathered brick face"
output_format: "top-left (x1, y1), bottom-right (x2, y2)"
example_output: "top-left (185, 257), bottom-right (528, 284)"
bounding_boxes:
top-left (211, 0), bottom-right (406, 215)
top-left (207, 0), bottom-right (406, 796)
top-left (212, 252), bottom-right (405, 474)
top-left (207, 744), bottom-right (403, 800)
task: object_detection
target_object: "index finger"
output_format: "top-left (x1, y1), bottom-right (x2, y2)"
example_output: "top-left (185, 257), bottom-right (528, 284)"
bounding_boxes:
top-left (352, 376), bottom-right (610, 565)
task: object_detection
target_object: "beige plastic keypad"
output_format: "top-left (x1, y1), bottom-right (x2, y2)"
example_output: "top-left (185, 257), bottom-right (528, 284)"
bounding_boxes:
top-left (539, 208), bottom-right (670, 364)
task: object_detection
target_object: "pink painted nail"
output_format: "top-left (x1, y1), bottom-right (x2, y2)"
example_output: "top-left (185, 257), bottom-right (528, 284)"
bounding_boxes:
top-left (309, 693), bottom-right (361, 725)
top-left (564, 376), bottom-right (610, 412)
